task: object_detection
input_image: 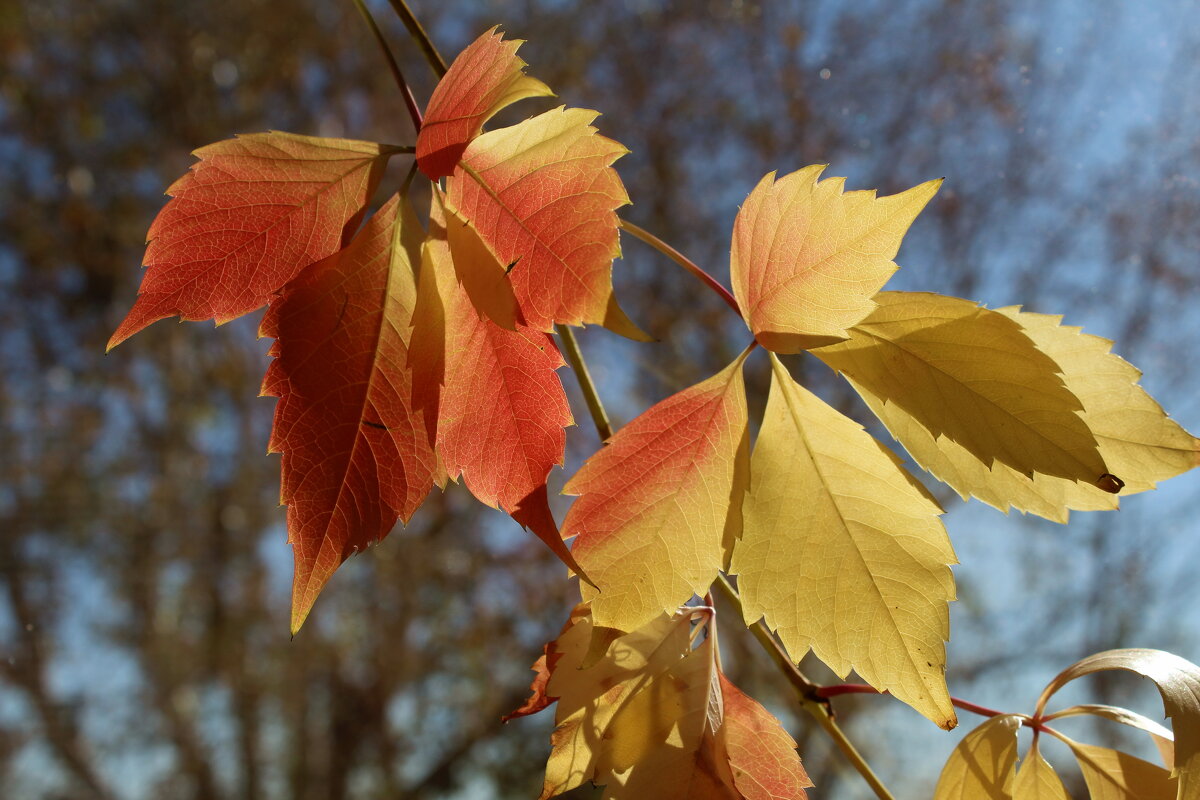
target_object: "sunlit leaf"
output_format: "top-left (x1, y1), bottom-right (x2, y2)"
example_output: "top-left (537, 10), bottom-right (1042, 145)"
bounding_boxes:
top-left (813, 291), bottom-right (1113, 488)
top-left (260, 195), bottom-right (435, 634)
top-left (1065, 739), bottom-right (1177, 800)
top-left (1013, 747), bottom-right (1069, 800)
top-left (1037, 648), bottom-right (1200, 800)
top-left (416, 27), bottom-right (553, 180)
top-left (933, 715), bottom-right (1020, 799)
top-left (729, 166), bottom-right (940, 353)
top-left (523, 605), bottom-right (807, 800)
top-left (422, 202), bottom-right (580, 572)
top-left (110, 132), bottom-right (391, 348)
top-left (731, 353), bottom-right (957, 727)
top-left (447, 106), bottom-right (646, 337)
top-left (1045, 704), bottom-right (1175, 769)
top-left (565, 351), bottom-right (751, 633)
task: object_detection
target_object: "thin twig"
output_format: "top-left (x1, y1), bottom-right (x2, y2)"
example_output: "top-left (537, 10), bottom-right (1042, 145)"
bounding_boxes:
top-left (555, 324), bottom-right (613, 442)
top-left (350, 0), bottom-right (423, 132)
top-left (715, 576), bottom-right (896, 800)
top-left (619, 219), bottom-right (743, 317)
top-left (387, 0), bottom-right (448, 77)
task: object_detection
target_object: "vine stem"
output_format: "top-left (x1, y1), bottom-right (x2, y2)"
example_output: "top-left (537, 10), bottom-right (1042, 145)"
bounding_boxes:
top-left (554, 324), bottom-right (613, 442)
top-left (619, 219), bottom-right (744, 317)
top-left (714, 577), bottom-right (897, 800)
top-left (389, 6), bottom-right (893, 798)
top-left (819, 683), bottom-right (1059, 735)
top-left (387, 0), bottom-right (448, 78)
top-left (350, 0), bottom-right (423, 132)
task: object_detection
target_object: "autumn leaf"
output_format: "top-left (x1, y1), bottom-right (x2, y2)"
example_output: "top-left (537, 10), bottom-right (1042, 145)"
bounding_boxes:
top-left (447, 106), bottom-right (646, 337)
top-left (260, 194), bottom-right (435, 634)
top-left (729, 166), bottom-right (940, 353)
top-left (1013, 748), bottom-right (1069, 800)
top-left (1064, 739), bottom-right (1178, 800)
top-left (440, 198), bottom-right (522, 330)
top-left (933, 715), bottom-right (1020, 799)
top-left (109, 132), bottom-right (393, 349)
top-left (730, 353), bottom-right (957, 728)
top-left (520, 604), bottom-right (808, 800)
top-left (812, 291), bottom-right (1115, 488)
top-left (852, 305), bottom-right (1198, 521)
top-left (564, 350), bottom-right (751, 633)
top-left (1044, 705), bottom-right (1175, 770)
top-left (421, 202), bottom-right (580, 571)
top-left (416, 27), bottom-right (553, 181)
top-left (1036, 648), bottom-right (1200, 800)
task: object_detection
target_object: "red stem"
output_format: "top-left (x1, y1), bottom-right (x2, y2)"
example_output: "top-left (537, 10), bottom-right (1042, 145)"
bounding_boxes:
top-left (818, 684), bottom-right (1057, 734)
top-left (619, 220), bottom-right (743, 317)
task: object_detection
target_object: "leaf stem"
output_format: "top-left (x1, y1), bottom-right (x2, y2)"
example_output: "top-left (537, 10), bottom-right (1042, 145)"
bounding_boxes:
top-left (819, 683), bottom-right (1061, 735)
top-left (555, 324), bottom-right (613, 442)
top-left (350, 0), bottom-right (424, 132)
top-left (714, 576), bottom-right (896, 800)
top-left (619, 219), bottom-right (743, 317)
top-left (387, 0), bottom-right (449, 78)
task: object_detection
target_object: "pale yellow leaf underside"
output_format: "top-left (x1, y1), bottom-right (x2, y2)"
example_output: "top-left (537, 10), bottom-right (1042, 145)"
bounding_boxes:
top-left (934, 715), bottom-right (1020, 800)
top-left (731, 166), bottom-right (940, 353)
top-left (731, 354), bottom-right (957, 728)
top-left (1067, 740), bottom-right (1178, 800)
top-left (813, 291), bottom-right (1110, 486)
top-left (1013, 747), bottom-right (1069, 800)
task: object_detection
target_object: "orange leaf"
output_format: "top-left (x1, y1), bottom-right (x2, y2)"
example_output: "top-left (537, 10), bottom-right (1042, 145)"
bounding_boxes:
top-left (447, 107), bottom-right (645, 336)
top-left (564, 350), bottom-right (751, 632)
top-left (109, 132), bottom-right (392, 348)
top-left (416, 27), bottom-right (553, 180)
top-left (525, 604), bottom-right (808, 800)
top-left (720, 674), bottom-right (813, 799)
top-left (422, 203), bottom-right (581, 572)
top-left (260, 194), bottom-right (436, 634)
top-left (730, 166), bottom-right (940, 352)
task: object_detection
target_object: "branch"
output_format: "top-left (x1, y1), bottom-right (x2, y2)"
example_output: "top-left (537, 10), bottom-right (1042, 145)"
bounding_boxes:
top-left (387, 0), bottom-right (448, 78)
top-left (555, 324), bottom-right (613, 442)
top-left (350, 0), bottom-right (423, 132)
top-left (619, 219), bottom-right (743, 317)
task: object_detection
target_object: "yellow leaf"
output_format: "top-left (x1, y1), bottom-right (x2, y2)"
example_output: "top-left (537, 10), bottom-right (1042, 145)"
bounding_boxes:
top-left (934, 715), bottom-right (1021, 800)
top-left (849, 376), bottom-right (1115, 523)
top-left (730, 167), bottom-right (940, 353)
top-left (1066, 740), bottom-right (1177, 800)
top-left (812, 291), bottom-right (1113, 488)
top-left (535, 605), bottom-right (809, 800)
top-left (730, 353), bottom-right (957, 728)
top-left (566, 351), bottom-right (751, 633)
top-left (1037, 649), bottom-right (1200, 800)
top-left (998, 307), bottom-right (1200, 496)
top-left (1013, 747), bottom-right (1069, 800)
top-left (1044, 704), bottom-right (1175, 771)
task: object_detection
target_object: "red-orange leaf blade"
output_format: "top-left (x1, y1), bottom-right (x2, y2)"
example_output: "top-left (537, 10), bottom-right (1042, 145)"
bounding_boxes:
top-left (448, 107), bottom-right (638, 333)
top-left (416, 27), bottom-right (553, 180)
top-left (260, 195), bottom-right (435, 634)
top-left (720, 674), bottom-right (812, 799)
top-left (564, 350), bottom-right (751, 632)
top-left (424, 205), bottom-right (574, 522)
top-left (109, 132), bottom-right (391, 349)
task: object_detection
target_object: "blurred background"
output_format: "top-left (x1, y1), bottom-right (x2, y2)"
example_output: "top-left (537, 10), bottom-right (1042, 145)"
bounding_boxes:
top-left (3, 0), bottom-right (1200, 797)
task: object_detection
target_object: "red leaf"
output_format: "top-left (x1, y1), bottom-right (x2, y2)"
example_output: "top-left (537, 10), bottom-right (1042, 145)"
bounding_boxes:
top-left (260, 195), bottom-right (436, 633)
top-left (417, 27), bottom-right (553, 180)
top-left (422, 202), bottom-right (579, 574)
top-left (447, 107), bottom-right (644, 336)
top-left (109, 132), bottom-right (392, 349)
top-left (720, 675), bottom-right (812, 799)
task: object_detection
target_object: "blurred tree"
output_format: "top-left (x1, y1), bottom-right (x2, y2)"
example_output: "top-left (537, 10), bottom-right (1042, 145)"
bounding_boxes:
top-left (1, 0), bottom-right (1197, 797)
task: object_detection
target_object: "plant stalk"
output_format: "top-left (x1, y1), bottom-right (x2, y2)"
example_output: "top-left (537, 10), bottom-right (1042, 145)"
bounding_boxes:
top-left (387, 0), bottom-right (448, 78)
top-left (554, 324), bottom-right (613, 442)
top-left (350, 0), bottom-right (423, 131)
top-left (619, 219), bottom-right (743, 317)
